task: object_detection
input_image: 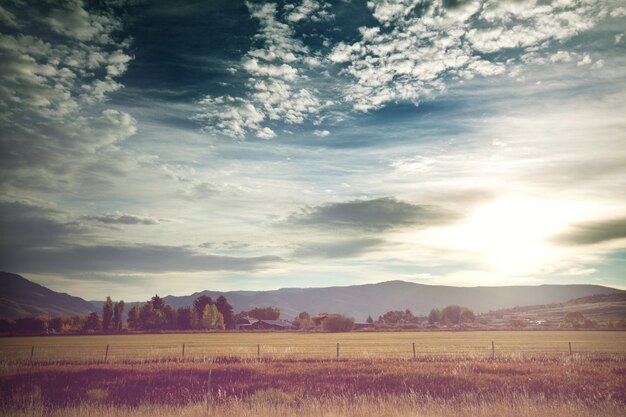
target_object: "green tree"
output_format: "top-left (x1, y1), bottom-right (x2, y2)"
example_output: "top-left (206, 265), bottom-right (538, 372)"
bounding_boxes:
top-left (193, 295), bottom-right (213, 321)
top-left (84, 312), bottom-right (101, 331)
top-left (366, 315), bottom-right (374, 324)
top-left (176, 307), bottom-right (194, 330)
top-left (113, 301), bottom-right (125, 331)
top-left (164, 305), bottom-right (177, 329)
top-left (216, 296), bottom-right (235, 329)
top-left (441, 305), bottom-right (462, 324)
top-left (202, 304), bottom-right (224, 329)
top-left (102, 296), bottom-right (113, 331)
top-left (247, 306), bottom-right (280, 320)
top-left (322, 314), bottom-right (355, 332)
top-left (428, 308), bottom-right (441, 324)
top-left (150, 294), bottom-right (165, 311)
top-left (127, 305), bottom-right (141, 330)
top-left (0, 318), bottom-right (16, 333)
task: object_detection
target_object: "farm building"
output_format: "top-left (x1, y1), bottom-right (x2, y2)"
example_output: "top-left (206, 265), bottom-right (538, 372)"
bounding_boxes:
top-left (235, 317), bottom-right (258, 330)
top-left (248, 320), bottom-right (296, 330)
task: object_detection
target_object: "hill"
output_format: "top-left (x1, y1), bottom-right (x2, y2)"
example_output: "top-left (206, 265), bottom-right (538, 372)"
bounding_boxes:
top-left (481, 292), bottom-right (626, 324)
top-left (0, 272), bottom-right (96, 318)
top-left (155, 280), bottom-right (622, 321)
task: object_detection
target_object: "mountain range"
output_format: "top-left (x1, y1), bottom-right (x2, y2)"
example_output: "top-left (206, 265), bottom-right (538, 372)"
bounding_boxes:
top-left (1, 271), bottom-right (622, 320)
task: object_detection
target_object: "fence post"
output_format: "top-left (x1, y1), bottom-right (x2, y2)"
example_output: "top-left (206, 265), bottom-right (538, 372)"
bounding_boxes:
top-left (257, 343), bottom-right (260, 359)
top-left (569, 342), bottom-right (572, 356)
top-left (30, 346), bottom-right (34, 362)
top-left (104, 344), bottom-right (109, 362)
top-left (491, 341), bottom-right (495, 360)
top-left (207, 369), bottom-right (212, 402)
top-left (336, 342), bottom-right (339, 360)
top-left (182, 343), bottom-right (185, 358)
top-left (412, 342), bottom-right (416, 359)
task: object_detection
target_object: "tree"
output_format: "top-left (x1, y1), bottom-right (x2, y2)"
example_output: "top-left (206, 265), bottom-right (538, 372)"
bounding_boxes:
top-left (428, 308), bottom-right (441, 324)
top-left (113, 301), bottom-right (125, 331)
top-left (176, 307), bottom-right (194, 330)
top-left (48, 317), bottom-right (66, 333)
top-left (164, 305), bottom-right (177, 329)
top-left (562, 311), bottom-right (586, 328)
top-left (0, 318), bottom-right (16, 333)
top-left (102, 296), bottom-right (114, 331)
top-left (15, 317), bottom-right (48, 333)
top-left (150, 295), bottom-right (165, 311)
top-left (294, 312), bottom-right (314, 330)
top-left (366, 315), bottom-right (374, 324)
top-left (441, 305), bottom-right (462, 324)
top-left (84, 312), bottom-right (101, 331)
top-left (247, 306), bottom-right (280, 320)
top-left (322, 314), bottom-right (354, 332)
top-left (202, 304), bottom-right (224, 330)
top-left (127, 305), bottom-right (141, 330)
top-left (193, 295), bottom-right (213, 324)
top-left (460, 308), bottom-right (475, 323)
top-left (216, 296), bottom-right (234, 329)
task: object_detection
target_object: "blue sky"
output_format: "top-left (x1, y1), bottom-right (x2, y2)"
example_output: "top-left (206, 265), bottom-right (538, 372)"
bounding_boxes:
top-left (1, 0), bottom-right (625, 300)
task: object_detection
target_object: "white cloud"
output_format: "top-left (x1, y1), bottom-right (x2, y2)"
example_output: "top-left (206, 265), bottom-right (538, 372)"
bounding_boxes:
top-left (196, 1), bottom-right (327, 139)
top-left (257, 127), bottom-right (277, 139)
top-left (314, 129), bottom-right (330, 137)
top-left (285, 0), bottom-right (334, 23)
top-left (0, 1), bottom-right (137, 193)
top-left (330, 0), bottom-right (612, 112)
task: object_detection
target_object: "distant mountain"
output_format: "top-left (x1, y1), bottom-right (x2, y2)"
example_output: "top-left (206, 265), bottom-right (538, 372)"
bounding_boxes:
top-left (153, 280), bottom-right (622, 321)
top-left (4, 272), bottom-right (622, 321)
top-left (0, 272), bottom-right (96, 318)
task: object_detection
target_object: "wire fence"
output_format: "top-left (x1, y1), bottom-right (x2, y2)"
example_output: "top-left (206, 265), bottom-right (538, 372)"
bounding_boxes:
top-left (2, 340), bottom-right (625, 363)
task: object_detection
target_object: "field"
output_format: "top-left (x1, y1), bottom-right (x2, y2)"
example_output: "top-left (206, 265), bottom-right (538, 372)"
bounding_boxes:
top-left (1, 331), bottom-right (625, 416)
top-left (1, 330), bottom-right (625, 362)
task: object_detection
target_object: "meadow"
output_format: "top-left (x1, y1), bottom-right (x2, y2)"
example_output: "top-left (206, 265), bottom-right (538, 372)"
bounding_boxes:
top-left (1, 331), bottom-right (625, 416)
top-left (1, 330), bottom-right (625, 362)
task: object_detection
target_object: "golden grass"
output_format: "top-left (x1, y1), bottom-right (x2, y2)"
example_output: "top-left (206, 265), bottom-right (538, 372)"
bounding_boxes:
top-left (3, 394), bottom-right (625, 417)
top-left (1, 330), bottom-right (624, 362)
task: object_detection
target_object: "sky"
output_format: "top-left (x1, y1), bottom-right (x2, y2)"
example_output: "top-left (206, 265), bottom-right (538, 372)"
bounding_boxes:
top-left (0, 0), bottom-right (625, 301)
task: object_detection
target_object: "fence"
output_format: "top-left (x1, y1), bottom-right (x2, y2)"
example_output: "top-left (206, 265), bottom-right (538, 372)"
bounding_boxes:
top-left (2, 340), bottom-right (622, 363)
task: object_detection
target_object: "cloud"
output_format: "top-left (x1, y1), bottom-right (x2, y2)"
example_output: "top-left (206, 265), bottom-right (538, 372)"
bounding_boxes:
top-left (552, 217), bottom-right (626, 246)
top-left (314, 129), bottom-right (330, 137)
top-left (82, 213), bottom-right (160, 225)
top-left (0, 0), bottom-right (137, 193)
top-left (331, 0), bottom-right (610, 112)
top-left (0, 200), bottom-right (281, 274)
top-left (293, 237), bottom-right (384, 258)
top-left (195, 1), bottom-right (327, 138)
top-left (2, 244), bottom-right (282, 274)
top-left (287, 197), bottom-right (455, 231)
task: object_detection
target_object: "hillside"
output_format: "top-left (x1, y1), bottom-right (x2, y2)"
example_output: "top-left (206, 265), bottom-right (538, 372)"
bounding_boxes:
top-left (156, 280), bottom-right (622, 321)
top-left (0, 272), bottom-right (95, 318)
top-left (481, 292), bottom-right (626, 323)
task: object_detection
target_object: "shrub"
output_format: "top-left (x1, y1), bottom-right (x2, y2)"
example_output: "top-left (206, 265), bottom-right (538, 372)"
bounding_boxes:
top-left (322, 314), bottom-right (354, 332)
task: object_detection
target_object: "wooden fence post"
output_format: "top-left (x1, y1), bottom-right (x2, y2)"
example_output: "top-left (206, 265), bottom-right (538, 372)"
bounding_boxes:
top-left (491, 341), bottom-right (495, 360)
top-left (30, 346), bottom-right (34, 362)
top-left (257, 343), bottom-right (260, 359)
top-left (336, 343), bottom-right (339, 360)
top-left (207, 369), bottom-right (212, 401)
top-left (412, 342), bottom-right (416, 359)
top-left (104, 344), bottom-right (109, 362)
top-left (182, 343), bottom-right (185, 358)
top-left (569, 342), bottom-right (572, 356)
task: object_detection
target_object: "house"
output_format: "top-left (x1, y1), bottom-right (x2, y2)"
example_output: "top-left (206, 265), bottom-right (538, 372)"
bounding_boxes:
top-left (354, 322), bottom-right (375, 330)
top-left (248, 319), bottom-right (296, 330)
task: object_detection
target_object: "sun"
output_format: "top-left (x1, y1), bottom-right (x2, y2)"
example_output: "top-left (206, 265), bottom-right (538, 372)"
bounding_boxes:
top-left (449, 197), bottom-right (577, 274)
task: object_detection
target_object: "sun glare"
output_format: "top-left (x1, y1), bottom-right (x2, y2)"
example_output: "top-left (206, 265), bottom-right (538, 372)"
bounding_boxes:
top-left (451, 197), bottom-right (575, 274)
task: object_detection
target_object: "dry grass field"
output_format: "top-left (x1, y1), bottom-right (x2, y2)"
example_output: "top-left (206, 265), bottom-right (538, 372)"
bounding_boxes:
top-left (1, 330), bottom-right (624, 362)
top-left (1, 331), bottom-right (625, 416)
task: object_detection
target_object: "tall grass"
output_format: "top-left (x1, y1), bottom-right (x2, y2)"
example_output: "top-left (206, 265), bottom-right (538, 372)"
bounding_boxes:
top-left (3, 394), bottom-right (625, 417)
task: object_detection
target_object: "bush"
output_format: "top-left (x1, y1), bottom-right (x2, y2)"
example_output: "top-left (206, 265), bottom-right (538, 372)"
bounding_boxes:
top-left (322, 314), bottom-right (354, 332)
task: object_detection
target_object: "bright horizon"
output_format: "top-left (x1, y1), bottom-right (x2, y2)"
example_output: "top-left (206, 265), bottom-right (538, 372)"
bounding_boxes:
top-left (1, 1), bottom-right (626, 301)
